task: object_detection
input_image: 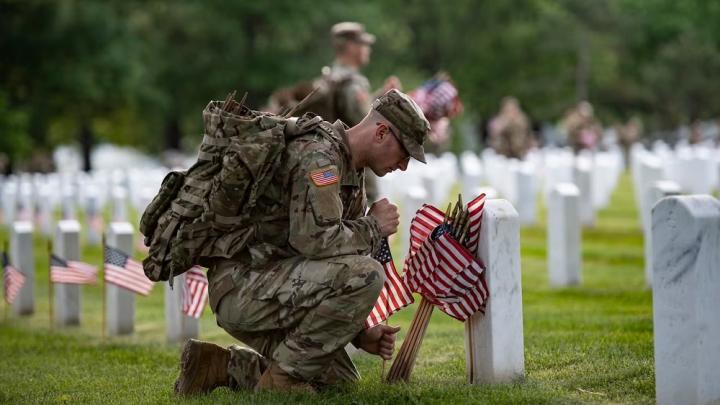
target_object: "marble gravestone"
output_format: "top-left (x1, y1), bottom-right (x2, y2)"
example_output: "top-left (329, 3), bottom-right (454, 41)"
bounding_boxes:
top-left (11, 221), bottom-right (34, 315)
top-left (111, 187), bottom-right (128, 222)
top-left (465, 199), bottom-right (525, 384)
top-left (514, 165), bottom-right (537, 226)
top-left (652, 195), bottom-right (720, 405)
top-left (54, 220), bottom-right (82, 326)
top-left (547, 183), bottom-right (581, 287)
top-left (642, 180), bottom-right (681, 287)
top-left (2, 182), bottom-right (17, 225)
top-left (165, 273), bottom-right (200, 343)
top-left (573, 158), bottom-right (595, 227)
top-left (106, 222), bottom-right (136, 336)
top-left (85, 189), bottom-right (102, 246)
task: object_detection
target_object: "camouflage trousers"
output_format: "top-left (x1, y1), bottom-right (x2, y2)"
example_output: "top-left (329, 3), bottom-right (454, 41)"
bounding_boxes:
top-left (209, 254), bottom-right (383, 389)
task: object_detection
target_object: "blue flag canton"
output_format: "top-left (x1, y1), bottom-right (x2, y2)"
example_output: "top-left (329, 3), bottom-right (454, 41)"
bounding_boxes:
top-left (104, 245), bottom-right (129, 267)
top-left (51, 254), bottom-right (67, 268)
top-left (431, 223), bottom-right (453, 241)
top-left (372, 239), bottom-right (392, 264)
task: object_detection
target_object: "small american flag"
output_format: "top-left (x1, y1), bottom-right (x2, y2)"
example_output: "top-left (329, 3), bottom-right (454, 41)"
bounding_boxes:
top-left (50, 254), bottom-right (98, 285)
top-left (182, 266), bottom-right (208, 319)
top-left (364, 239), bottom-right (415, 329)
top-left (3, 251), bottom-right (25, 305)
top-left (310, 168), bottom-right (339, 187)
top-left (104, 245), bottom-right (154, 296)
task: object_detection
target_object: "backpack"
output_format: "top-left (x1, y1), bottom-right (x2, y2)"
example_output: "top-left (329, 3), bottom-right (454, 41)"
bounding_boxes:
top-left (139, 92), bottom-right (325, 286)
top-left (267, 67), bottom-right (352, 122)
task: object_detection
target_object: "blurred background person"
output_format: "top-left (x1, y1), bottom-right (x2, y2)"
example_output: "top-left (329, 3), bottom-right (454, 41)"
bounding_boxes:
top-left (562, 101), bottom-right (603, 154)
top-left (488, 97), bottom-right (532, 159)
top-left (615, 116), bottom-right (643, 169)
top-left (409, 72), bottom-right (463, 155)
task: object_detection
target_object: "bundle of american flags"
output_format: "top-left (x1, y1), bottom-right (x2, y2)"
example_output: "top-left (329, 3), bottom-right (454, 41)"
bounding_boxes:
top-left (364, 193), bottom-right (487, 329)
top-left (50, 254), bottom-right (98, 285)
top-left (3, 250), bottom-right (25, 305)
top-left (103, 245), bottom-right (154, 296)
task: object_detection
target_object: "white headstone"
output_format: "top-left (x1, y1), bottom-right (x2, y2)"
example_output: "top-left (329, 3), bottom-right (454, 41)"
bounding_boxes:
top-left (573, 158), bottom-right (595, 227)
top-left (643, 181), bottom-right (681, 287)
top-left (465, 199), bottom-right (525, 384)
top-left (85, 189), bottom-right (102, 246)
top-left (54, 220), bottom-right (82, 326)
top-left (2, 182), bottom-right (18, 225)
top-left (515, 165), bottom-right (536, 226)
top-left (36, 188), bottom-right (53, 236)
top-left (636, 155), bottom-right (665, 228)
top-left (11, 221), bottom-right (34, 315)
top-left (61, 193), bottom-right (76, 220)
top-left (106, 222), bottom-right (135, 336)
top-left (652, 195), bottom-right (720, 405)
top-left (111, 187), bottom-right (128, 222)
top-left (165, 273), bottom-right (200, 343)
top-left (548, 183), bottom-right (581, 287)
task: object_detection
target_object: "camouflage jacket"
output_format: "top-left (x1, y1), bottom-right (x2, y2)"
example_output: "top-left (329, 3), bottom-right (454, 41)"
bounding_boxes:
top-left (220, 119), bottom-right (382, 269)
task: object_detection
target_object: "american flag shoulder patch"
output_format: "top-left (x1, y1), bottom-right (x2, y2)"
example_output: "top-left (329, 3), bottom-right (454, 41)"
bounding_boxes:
top-left (309, 166), bottom-right (339, 187)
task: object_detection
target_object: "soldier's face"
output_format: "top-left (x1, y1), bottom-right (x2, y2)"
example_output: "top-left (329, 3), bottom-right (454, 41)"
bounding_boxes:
top-left (369, 124), bottom-right (410, 176)
top-left (347, 42), bottom-right (371, 66)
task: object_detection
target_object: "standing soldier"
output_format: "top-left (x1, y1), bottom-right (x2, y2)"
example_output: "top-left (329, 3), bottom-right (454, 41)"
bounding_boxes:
top-left (562, 101), bottom-right (603, 154)
top-left (489, 97), bottom-right (532, 159)
top-left (291, 22), bottom-right (400, 202)
top-left (173, 90), bottom-right (431, 394)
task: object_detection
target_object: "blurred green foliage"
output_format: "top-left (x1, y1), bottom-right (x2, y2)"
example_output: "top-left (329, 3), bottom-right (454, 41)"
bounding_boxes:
top-left (1, 0), bottom-right (719, 170)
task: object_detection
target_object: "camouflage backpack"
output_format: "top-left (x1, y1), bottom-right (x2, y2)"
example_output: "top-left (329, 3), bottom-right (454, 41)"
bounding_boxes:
top-left (268, 67), bottom-right (352, 121)
top-left (139, 92), bottom-right (325, 286)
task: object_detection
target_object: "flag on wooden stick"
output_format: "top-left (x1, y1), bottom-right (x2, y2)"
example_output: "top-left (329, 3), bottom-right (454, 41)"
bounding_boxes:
top-left (50, 254), bottom-right (98, 285)
top-left (3, 251), bottom-right (25, 305)
top-left (104, 245), bottom-right (154, 296)
top-left (182, 266), bottom-right (208, 319)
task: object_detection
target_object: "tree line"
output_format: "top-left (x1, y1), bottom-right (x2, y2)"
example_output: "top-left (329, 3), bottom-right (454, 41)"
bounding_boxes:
top-left (1, 0), bottom-right (719, 172)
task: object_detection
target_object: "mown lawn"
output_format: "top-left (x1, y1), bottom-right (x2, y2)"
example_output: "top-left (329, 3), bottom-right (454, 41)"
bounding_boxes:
top-left (0, 173), bottom-right (653, 404)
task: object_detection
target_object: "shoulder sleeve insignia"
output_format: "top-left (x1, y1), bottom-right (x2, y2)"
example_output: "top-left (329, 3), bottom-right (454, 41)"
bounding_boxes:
top-left (309, 166), bottom-right (339, 187)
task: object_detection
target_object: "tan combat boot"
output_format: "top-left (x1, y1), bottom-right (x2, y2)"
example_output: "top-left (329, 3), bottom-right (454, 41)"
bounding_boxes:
top-left (174, 339), bottom-right (231, 396)
top-left (255, 362), bottom-right (316, 393)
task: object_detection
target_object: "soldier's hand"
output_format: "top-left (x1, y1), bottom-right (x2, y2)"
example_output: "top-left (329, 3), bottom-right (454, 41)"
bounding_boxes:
top-left (354, 324), bottom-right (402, 360)
top-left (368, 198), bottom-right (400, 237)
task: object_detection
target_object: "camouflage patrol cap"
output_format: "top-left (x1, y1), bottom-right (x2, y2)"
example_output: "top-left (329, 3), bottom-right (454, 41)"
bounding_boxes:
top-left (331, 22), bottom-right (376, 45)
top-left (373, 89), bottom-right (430, 163)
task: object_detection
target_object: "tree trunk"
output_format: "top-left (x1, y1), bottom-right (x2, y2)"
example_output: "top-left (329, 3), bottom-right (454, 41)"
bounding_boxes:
top-left (79, 121), bottom-right (94, 172)
top-left (164, 116), bottom-right (181, 151)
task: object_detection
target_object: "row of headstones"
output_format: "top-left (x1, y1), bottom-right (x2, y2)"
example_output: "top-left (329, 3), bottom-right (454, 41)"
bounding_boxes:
top-left (538, 189), bottom-right (720, 404)
top-left (5, 219), bottom-right (197, 343)
top-left (8, 187), bottom-right (718, 398)
top-left (5, 193), bottom-right (527, 385)
top-left (0, 169), bottom-right (165, 245)
top-left (648, 141), bottom-right (720, 195)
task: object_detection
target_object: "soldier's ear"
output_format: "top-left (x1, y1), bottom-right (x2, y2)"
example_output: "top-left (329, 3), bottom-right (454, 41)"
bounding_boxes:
top-left (374, 123), bottom-right (390, 143)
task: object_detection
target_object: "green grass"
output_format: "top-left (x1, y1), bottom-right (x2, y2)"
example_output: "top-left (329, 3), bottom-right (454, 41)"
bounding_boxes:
top-left (0, 173), bottom-right (654, 404)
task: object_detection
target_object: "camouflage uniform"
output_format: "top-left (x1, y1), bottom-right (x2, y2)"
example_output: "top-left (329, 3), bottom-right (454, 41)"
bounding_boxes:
top-left (208, 120), bottom-right (383, 387)
top-left (202, 89), bottom-right (430, 391)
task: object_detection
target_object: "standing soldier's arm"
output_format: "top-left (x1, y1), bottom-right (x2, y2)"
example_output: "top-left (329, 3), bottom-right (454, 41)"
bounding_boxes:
top-left (287, 149), bottom-right (382, 259)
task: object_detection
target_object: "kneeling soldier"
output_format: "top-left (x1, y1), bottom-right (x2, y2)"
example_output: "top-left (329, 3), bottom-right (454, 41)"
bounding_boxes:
top-left (174, 89), bottom-right (430, 394)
